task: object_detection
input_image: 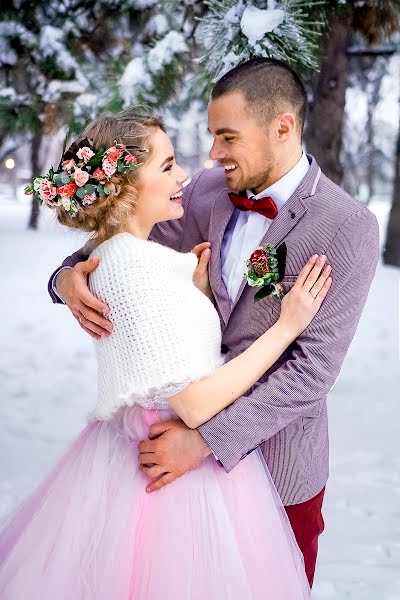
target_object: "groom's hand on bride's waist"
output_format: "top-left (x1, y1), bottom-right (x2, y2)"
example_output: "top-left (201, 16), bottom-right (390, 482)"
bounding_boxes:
top-left (138, 420), bottom-right (212, 493)
top-left (55, 257), bottom-right (112, 340)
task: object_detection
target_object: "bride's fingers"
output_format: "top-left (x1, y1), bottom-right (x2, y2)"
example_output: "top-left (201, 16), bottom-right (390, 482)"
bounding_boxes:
top-left (302, 255), bottom-right (328, 292)
top-left (312, 276), bottom-right (332, 306)
top-left (191, 242), bottom-right (211, 258)
top-left (197, 247), bottom-right (211, 270)
top-left (309, 265), bottom-right (332, 297)
top-left (293, 255), bottom-right (319, 288)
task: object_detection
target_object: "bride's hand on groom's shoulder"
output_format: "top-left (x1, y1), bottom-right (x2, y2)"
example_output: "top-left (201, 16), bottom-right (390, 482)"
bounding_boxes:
top-left (278, 255), bottom-right (332, 339)
top-left (192, 242), bottom-right (214, 303)
top-left (56, 257), bottom-right (112, 340)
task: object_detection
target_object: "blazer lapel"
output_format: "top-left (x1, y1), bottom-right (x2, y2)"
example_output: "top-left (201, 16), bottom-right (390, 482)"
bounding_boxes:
top-left (208, 189), bottom-right (235, 326)
top-left (207, 154), bottom-right (322, 322)
top-left (230, 191), bottom-right (308, 312)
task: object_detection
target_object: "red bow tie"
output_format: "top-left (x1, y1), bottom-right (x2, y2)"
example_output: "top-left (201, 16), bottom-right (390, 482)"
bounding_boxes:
top-left (228, 192), bottom-right (278, 220)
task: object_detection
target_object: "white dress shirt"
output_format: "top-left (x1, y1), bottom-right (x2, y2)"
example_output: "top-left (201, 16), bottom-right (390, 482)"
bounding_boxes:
top-left (221, 153), bottom-right (310, 305)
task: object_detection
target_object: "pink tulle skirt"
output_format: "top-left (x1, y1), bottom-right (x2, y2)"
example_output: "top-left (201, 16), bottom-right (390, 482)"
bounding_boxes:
top-left (0, 405), bottom-right (310, 599)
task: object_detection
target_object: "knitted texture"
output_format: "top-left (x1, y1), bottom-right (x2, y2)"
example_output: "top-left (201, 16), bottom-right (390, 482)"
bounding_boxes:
top-left (88, 233), bottom-right (224, 420)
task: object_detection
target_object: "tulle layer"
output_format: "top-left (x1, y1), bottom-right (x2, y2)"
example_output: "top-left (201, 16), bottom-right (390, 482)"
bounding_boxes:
top-left (0, 405), bottom-right (310, 599)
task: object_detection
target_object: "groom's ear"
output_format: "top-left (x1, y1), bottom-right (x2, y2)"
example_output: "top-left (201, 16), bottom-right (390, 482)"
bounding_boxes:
top-left (276, 113), bottom-right (296, 141)
top-left (278, 123), bottom-right (289, 136)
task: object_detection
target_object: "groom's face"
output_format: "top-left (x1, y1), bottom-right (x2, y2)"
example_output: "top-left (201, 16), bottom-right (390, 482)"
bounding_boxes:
top-left (208, 91), bottom-right (276, 194)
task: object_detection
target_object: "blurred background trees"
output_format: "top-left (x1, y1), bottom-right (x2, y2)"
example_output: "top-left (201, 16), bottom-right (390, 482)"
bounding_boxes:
top-left (0, 0), bottom-right (399, 265)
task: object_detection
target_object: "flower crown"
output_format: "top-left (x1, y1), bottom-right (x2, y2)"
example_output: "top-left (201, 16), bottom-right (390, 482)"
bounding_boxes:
top-left (25, 138), bottom-right (147, 217)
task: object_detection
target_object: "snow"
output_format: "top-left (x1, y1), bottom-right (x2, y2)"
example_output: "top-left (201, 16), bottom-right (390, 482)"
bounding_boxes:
top-left (73, 92), bottom-right (98, 122)
top-left (132, 0), bottom-right (158, 8)
top-left (240, 5), bottom-right (286, 46)
top-left (0, 88), bottom-right (27, 103)
top-left (222, 50), bottom-right (242, 71)
top-left (38, 25), bottom-right (88, 102)
top-left (147, 14), bottom-right (169, 37)
top-left (0, 193), bottom-right (399, 598)
top-left (0, 21), bottom-right (36, 48)
top-left (0, 21), bottom-right (36, 66)
top-left (224, 4), bottom-right (242, 25)
top-left (40, 26), bottom-right (78, 73)
top-left (0, 40), bottom-right (18, 66)
top-left (119, 57), bottom-right (152, 106)
top-left (43, 80), bottom-right (87, 103)
top-left (147, 31), bottom-right (188, 74)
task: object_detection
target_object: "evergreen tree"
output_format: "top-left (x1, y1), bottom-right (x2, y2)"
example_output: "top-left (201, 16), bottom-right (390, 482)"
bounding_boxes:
top-left (1, 0), bottom-right (400, 248)
top-left (304, 1), bottom-right (399, 185)
top-left (0, 0), bottom-right (156, 228)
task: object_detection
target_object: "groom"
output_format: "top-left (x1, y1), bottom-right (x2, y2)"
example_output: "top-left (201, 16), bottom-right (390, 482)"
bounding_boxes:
top-left (48, 58), bottom-right (379, 587)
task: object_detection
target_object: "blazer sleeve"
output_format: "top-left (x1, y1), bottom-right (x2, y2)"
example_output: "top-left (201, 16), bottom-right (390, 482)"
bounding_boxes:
top-left (48, 245), bottom-right (92, 303)
top-left (198, 207), bottom-right (380, 472)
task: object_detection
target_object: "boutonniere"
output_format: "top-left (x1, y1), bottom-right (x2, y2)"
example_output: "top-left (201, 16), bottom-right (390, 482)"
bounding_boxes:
top-left (244, 242), bottom-right (287, 302)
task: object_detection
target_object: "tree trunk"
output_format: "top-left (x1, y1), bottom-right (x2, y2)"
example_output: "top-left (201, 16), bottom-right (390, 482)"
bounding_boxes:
top-left (366, 91), bottom-right (374, 203)
top-left (383, 112), bottom-right (400, 267)
top-left (27, 126), bottom-right (44, 230)
top-left (359, 55), bottom-right (388, 204)
top-left (304, 20), bottom-right (352, 184)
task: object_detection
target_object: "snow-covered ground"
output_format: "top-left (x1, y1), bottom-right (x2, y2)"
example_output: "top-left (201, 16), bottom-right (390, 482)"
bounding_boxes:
top-left (0, 193), bottom-right (399, 598)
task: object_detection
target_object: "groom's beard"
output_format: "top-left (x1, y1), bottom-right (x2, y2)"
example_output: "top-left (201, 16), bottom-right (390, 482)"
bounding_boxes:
top-left (226, 160), bottom-right (275, 194)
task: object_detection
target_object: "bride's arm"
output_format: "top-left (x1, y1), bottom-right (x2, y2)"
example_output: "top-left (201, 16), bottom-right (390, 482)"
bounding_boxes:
top-left (168, 255), bottom-right (332, 429)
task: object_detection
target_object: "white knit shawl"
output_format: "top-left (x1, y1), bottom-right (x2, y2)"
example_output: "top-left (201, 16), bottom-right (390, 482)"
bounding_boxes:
top-left (88, 233), bottom-right (224, 420)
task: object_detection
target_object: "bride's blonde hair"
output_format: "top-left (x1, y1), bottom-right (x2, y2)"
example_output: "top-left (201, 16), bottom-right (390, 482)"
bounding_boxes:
top-left (56, 109), bottom-right (165, 246)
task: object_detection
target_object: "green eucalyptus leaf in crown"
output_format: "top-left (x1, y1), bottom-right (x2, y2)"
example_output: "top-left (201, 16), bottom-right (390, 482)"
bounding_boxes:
top-left (25, 138), bottom-right (147, 217)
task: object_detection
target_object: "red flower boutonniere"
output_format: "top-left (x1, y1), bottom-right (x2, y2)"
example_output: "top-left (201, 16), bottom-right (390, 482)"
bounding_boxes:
top-left (244, 242), bottom-right (287, 302)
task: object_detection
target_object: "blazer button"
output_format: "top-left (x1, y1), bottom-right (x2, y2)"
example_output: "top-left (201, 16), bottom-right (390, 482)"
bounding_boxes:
top-left (221, 343), bottom-right (229, 354)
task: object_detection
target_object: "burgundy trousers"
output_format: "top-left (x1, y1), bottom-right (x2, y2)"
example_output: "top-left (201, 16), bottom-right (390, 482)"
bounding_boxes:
top-left (284, 486), bottom-right (326, 588)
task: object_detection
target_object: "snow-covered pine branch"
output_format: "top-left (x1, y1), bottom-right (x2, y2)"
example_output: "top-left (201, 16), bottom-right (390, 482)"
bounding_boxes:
top-left (196, 0), bottom-right (326, 80)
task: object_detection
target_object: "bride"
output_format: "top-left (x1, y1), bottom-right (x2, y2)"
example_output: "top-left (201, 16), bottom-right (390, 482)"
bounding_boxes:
top-left (0, 111), bottom-right (331, 599)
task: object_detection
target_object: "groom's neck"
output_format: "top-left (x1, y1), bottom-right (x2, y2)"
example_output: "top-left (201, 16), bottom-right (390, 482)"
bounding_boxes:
top-left (251, 146), bottom-right (303, 194)
top-left (268, 147), bottom-right (303, 187)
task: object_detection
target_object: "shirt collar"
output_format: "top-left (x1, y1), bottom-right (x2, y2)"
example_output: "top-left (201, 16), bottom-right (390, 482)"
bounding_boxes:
top-left (246, 152), bottom-right (310, 213)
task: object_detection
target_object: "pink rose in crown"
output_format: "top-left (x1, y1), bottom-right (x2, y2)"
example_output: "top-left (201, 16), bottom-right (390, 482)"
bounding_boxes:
top-left (107, 147), bottom-right (122, 162)
top-left (62, 159), bottom-right (76, 173)
top-left (92, 167), bottom-right (106, 181)
top-left (102, 157), bottom-right (117, 178)
top-left (76, 146), bottom-right (95, 163)
top-left (38, 179), bottom-right (57, 203)
top-left (125, 154), bottom-right (138, 164)
top-left (82, 192), bottom-right (96, 205)
top-left (73, 168), bottom-right (90, 187)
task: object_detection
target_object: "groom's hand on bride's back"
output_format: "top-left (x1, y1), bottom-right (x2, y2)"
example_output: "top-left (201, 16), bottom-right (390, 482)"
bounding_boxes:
top-left (56, 257), bottom-right (112, 340)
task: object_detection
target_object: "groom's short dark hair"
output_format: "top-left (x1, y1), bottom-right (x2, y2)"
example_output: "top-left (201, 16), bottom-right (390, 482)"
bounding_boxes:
top-left (211, 58), bottom-right (308, 135)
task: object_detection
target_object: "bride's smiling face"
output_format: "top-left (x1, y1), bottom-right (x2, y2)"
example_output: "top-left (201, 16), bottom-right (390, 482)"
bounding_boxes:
top-left (136, 128), bottom-right (189, 225)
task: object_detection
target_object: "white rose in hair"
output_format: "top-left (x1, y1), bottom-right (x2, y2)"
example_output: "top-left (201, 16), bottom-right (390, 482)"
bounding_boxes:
top-left (39, 179), bottom-right (57, 202)
top-left (82, 193), bottom-right (97, 206)
top-left (76, 147), bottom-right (95, 163)
top-left (63, 159), bottom-right (76, 173)
top-left (102, 157), bottom-right (117, 178)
